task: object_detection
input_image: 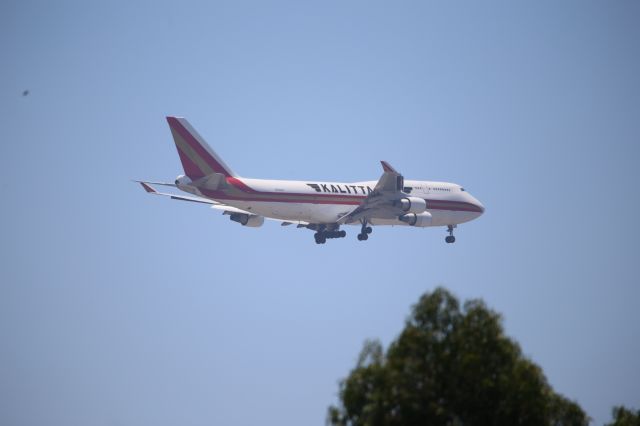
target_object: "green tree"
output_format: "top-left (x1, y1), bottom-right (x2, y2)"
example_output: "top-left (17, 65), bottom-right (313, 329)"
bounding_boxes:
top-left (605, 406), bottom-right (640, 426)
top-left (328, 287), bottom-right (589, 426)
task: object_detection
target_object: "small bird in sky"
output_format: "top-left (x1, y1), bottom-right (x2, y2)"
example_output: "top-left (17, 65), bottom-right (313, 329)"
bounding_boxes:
top-left (22, 90), bottom-right (29, 97)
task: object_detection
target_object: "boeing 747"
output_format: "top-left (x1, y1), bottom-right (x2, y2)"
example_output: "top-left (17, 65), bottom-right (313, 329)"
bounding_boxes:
top-left (137, 117), bottom-right (485, 244)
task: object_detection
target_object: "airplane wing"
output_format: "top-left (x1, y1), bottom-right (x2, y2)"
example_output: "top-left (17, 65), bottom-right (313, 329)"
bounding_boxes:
top-left (337, 161), bottom-right (408, 225)
top-left (137, 181), bottom-right (308, 225)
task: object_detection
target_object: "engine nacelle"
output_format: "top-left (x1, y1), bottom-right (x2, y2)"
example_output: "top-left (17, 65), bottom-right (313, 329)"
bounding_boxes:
top-left (229, 213), bottom-right (265, 227)
top-left (399, 211), bottom-right (433, 227)
top-left (396, 197), bottom-right (427, 214)
top-left (175, 174), bottom-right (192, 186)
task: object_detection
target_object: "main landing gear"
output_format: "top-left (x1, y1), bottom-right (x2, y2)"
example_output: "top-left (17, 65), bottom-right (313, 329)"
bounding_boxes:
top-left (445, 225), bottom-right (456, 244)
top-left (314, 229), bottom-right (347, 244)
top-left (357, 220), bottom-right (373, 241)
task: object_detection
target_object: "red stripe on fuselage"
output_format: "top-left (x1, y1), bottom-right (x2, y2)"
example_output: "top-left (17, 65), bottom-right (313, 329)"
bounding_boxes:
top-left (201, 180), bottom-right (482, 213)
top-left (199, 188), bottom-right (362, 205)
top-left (427, 201), bottom-right (483, 213)
top-left (226, 177), bottom-right (260, 193)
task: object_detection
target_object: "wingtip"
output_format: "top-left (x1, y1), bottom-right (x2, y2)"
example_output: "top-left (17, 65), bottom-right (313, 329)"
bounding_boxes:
top-left (140, 182), bottom-right (157, 193)
top-left (380, 161), bottom-right (397, 173)
top-left (165, 116), bottom-right (185, 125)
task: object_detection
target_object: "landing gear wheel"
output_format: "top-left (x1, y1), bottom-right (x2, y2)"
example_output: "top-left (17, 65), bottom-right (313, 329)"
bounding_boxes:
top-left (339, 230), bottom-right (347, 238)
top-left (314, 232), bottom-right (326, 244)
top-left (358, 220), bottom-right (371, 241)
top-left (357, 233), bottom-right (369, 241)
top-left (445, 225), bottom-right (456, 244)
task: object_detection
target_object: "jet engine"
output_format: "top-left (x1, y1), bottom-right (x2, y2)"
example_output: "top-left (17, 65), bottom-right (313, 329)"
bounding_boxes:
top-left (229, 213), bottom-right (265, 227)
top-left (396, 197), bottom-right (427, 214)
top-left (175, 174), bottom-right (192, 186)
top-left (399, 211), bottom-right (433, 227)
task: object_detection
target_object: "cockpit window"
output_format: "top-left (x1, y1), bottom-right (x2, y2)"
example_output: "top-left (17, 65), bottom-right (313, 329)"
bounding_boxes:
top-left (460, 187), bottom-right (465, 191)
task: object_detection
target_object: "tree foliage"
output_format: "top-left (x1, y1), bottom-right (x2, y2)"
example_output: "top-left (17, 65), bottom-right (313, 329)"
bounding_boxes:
top-left (328, 287), bottom-right (589, 426)
top-left (605, 406), bottom-right (640, 426)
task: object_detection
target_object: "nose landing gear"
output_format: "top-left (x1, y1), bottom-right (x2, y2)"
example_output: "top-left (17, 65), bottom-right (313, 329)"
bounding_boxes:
top-left (445, 225), bottom-right (456, 244)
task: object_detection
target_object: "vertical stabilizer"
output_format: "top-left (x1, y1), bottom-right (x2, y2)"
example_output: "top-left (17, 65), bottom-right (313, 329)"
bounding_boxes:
top-left (166, 116), bottom-right (237, 179)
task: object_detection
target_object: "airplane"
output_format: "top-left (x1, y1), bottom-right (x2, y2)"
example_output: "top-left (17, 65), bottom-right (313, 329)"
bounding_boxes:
top-left (137, 117), bottom-right (485, 244)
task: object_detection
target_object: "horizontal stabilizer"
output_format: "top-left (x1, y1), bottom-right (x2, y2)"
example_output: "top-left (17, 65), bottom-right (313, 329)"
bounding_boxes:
top-left (140, 182), bottom-right (156, 193)
top-left (133, 180), bottom-right (176, 188)
top-left (137, 181), bottom-right (215, 204)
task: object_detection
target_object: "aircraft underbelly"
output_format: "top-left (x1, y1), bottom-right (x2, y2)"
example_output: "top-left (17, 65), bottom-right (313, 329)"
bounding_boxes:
top-left (216, 199), bottom-right (480, 227)
top-left (430, 209), bottom-right (479, 226)
top-left (220, 201), bottom-right (351, 224)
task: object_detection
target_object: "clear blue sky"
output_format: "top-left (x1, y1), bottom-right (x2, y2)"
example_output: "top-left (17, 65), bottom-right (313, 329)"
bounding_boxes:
top-left (1, 1), bottom-right (638, 425)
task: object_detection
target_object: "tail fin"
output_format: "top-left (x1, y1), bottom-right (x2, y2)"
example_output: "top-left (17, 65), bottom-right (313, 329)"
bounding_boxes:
top-left (166, 116), bottom-right (237, 179)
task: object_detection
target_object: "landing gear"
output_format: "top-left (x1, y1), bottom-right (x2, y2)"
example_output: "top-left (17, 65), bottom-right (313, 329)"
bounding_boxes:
top-left (314, 228), bottom-right (347, 244)
top-left (445, 225), bottom-right (456, 244)
top-left (327, 230), bottom-right (347, 239)
top-left (357, 221), bottom-right (373, 241)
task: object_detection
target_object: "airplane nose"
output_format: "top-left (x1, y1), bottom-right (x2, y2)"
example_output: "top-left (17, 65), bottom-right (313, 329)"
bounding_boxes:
top-left (477, 201), bottom-right (485, 214)
top-left (470, 195), bottom-right (485, 215)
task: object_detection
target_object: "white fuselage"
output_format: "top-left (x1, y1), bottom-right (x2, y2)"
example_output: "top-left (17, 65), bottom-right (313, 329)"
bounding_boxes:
top-left (184, 177), bottom-right (485, 227)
